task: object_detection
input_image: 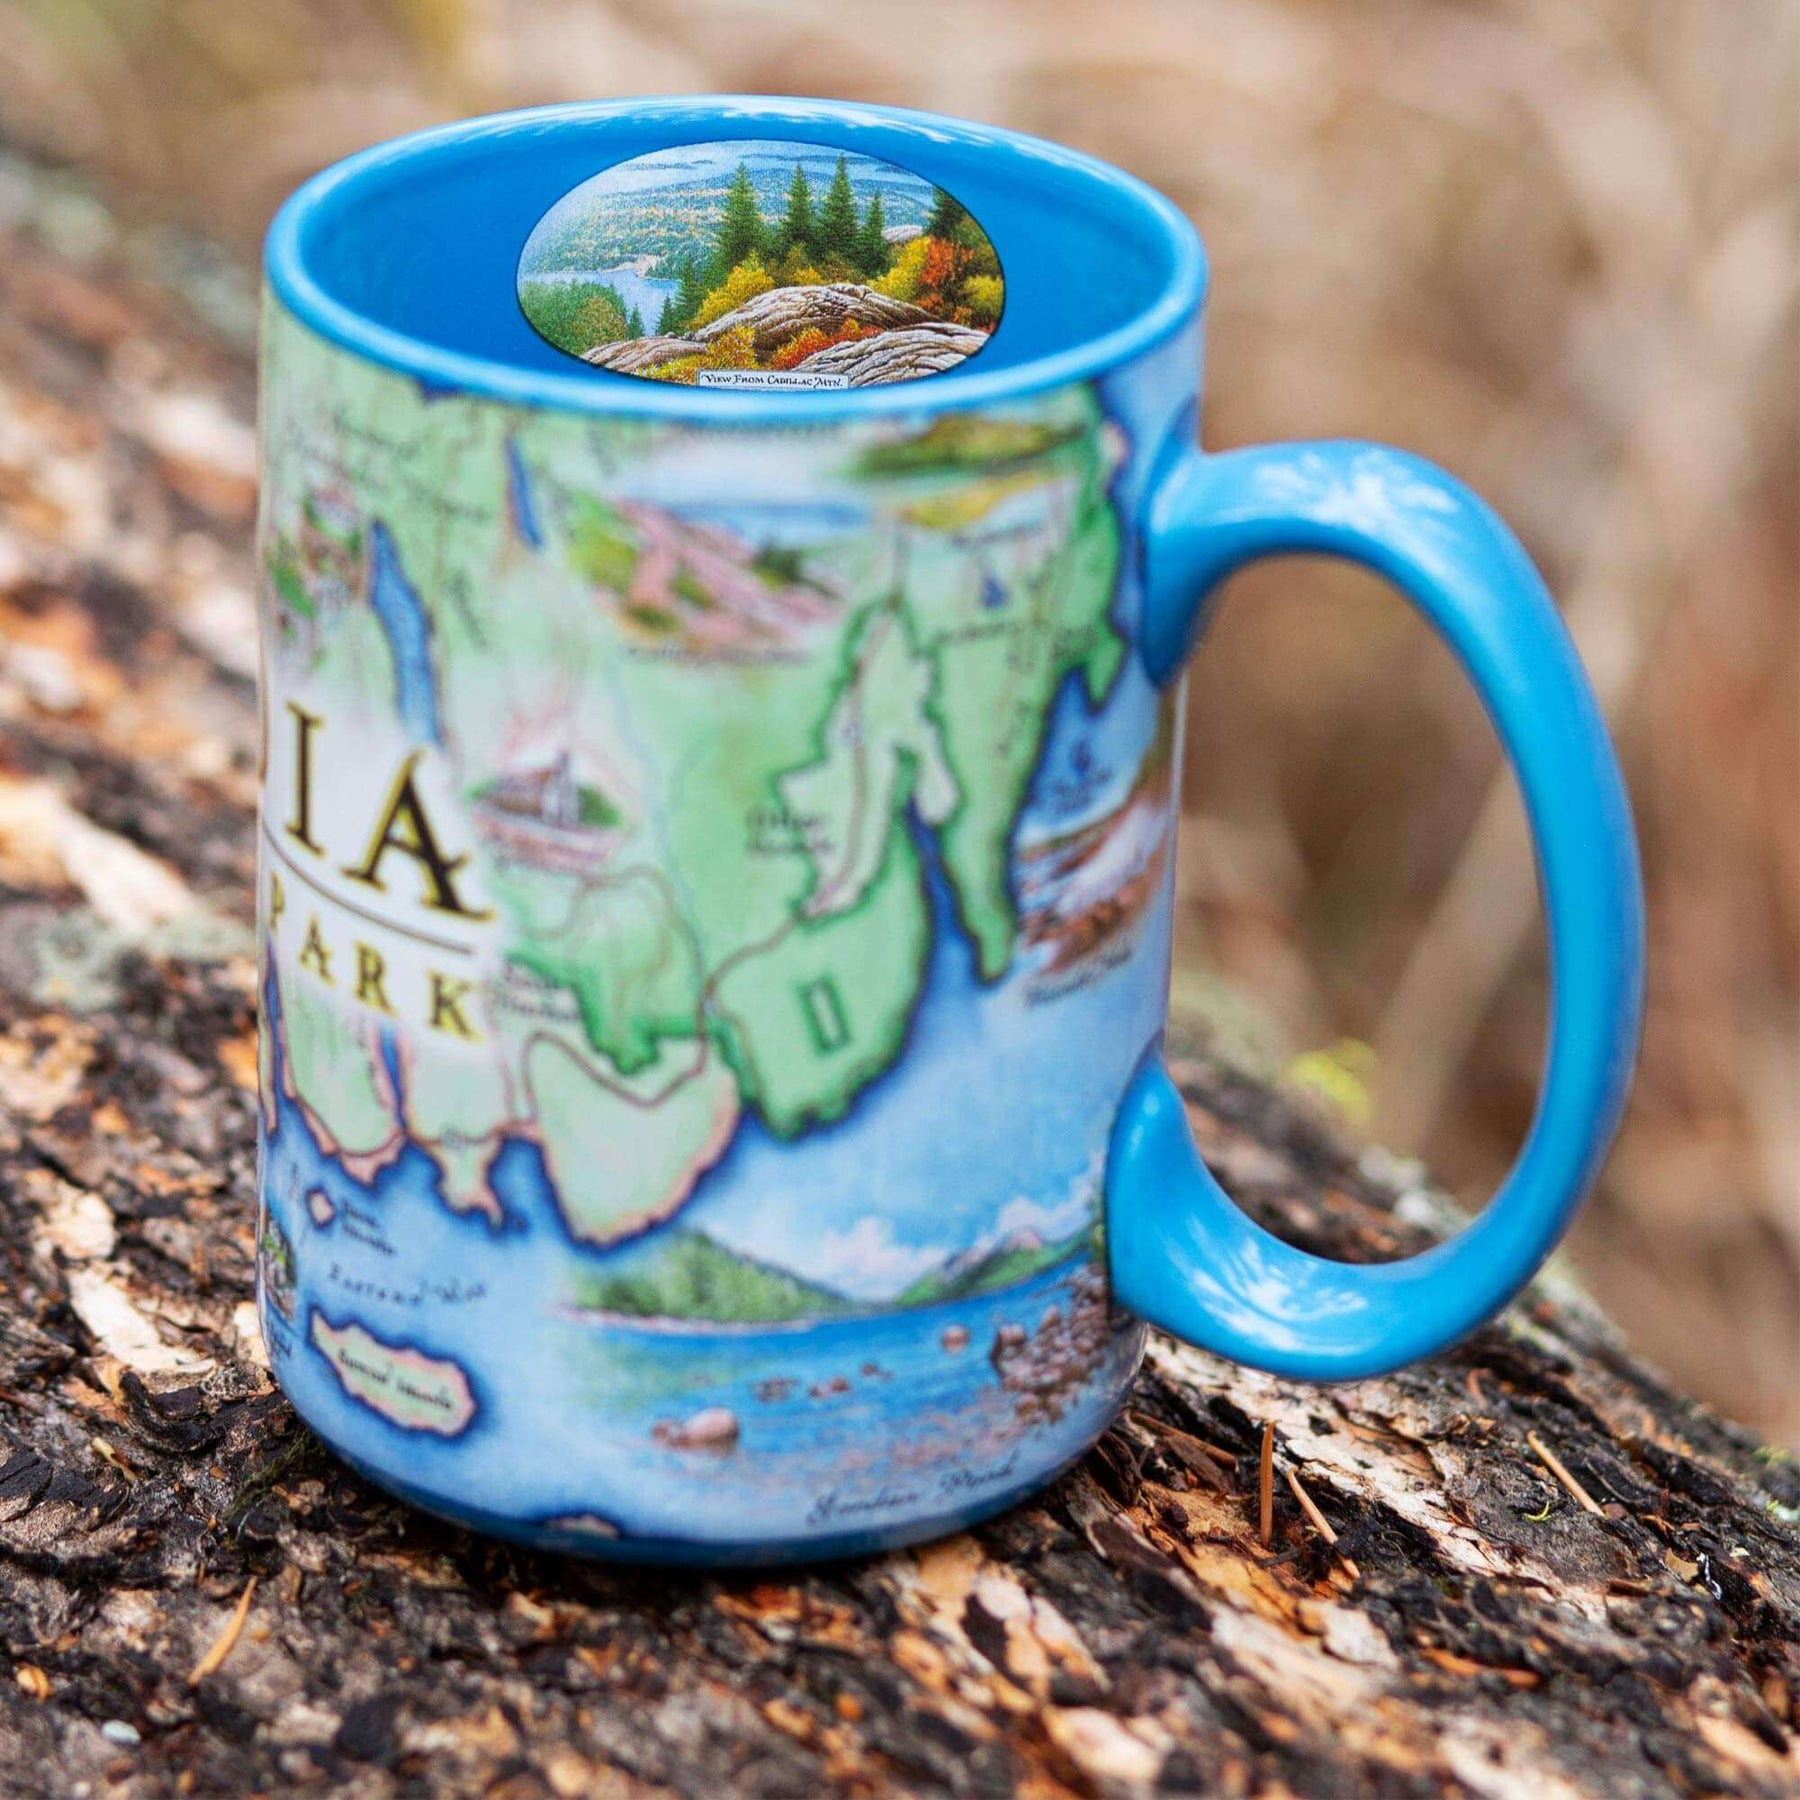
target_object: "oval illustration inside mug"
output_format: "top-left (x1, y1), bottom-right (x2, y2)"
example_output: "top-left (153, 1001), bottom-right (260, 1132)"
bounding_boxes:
top-left (516, 140), bottom-right (1005, 388)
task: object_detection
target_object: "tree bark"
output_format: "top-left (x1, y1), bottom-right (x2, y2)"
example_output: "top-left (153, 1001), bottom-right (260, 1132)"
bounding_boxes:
top-left (0, 160), bottom-right (1795, 1800)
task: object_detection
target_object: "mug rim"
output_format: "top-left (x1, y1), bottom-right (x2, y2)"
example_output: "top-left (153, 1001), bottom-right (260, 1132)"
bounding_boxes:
top-left (264, 94), bottom-right (1209, 422)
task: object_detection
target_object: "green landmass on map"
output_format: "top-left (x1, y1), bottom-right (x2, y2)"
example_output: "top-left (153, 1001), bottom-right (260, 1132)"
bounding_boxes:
top-left (710, 807), bottom-right (933, 1138)
top-left (852, 413), bottom-right (1085, 477)
top-left (896, 1225), bottom-right (1098, 1308)
top-left (567, 1222), bottom-right (1098, 1325)
top-left (570, 1229), bottom-right (854, 1323)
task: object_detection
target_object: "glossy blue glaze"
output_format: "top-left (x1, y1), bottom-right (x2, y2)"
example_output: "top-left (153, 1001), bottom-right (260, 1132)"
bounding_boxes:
top-left (1108, 441), bottom-right (1646, 1378)
top-left (265, 96), bottom-right (1206, 421)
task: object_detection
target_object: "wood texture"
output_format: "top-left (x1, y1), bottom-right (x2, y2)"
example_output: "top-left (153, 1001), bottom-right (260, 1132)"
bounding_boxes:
top-left (0, 171), bottom-right (1796, 1800)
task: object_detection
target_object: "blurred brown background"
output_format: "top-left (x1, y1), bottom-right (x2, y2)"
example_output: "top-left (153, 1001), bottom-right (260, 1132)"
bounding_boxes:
top-left (1, 0), bottom-right (1794, 1441)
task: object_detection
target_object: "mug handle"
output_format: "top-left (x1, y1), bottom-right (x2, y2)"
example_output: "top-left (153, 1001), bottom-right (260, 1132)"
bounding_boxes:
top-left (1107, 440), bottom-right (1646, 1379)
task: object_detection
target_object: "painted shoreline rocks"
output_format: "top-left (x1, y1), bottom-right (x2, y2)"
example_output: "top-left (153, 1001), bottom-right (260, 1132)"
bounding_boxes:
top-left (254, 294), bottom-right (1196, 1552)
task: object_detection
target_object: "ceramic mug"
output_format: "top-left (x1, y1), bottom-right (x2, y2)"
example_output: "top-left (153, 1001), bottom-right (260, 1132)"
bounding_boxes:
top-left (254, 97), bottom-right (1644, 1563)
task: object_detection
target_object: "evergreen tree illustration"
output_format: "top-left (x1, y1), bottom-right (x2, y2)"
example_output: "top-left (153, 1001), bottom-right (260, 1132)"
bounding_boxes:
top-left (674, 252), bottom-right (707, 332)
top-left (713, 162), bottom-right (766, 280)
top-left (818, 155), bottom-right (861, 265)
top-left (856, 192), bottom-right (890, 276)
top-left (779, 162), bottom-right (816, 256)
top-left (926, 187), bottom-right (968, 240)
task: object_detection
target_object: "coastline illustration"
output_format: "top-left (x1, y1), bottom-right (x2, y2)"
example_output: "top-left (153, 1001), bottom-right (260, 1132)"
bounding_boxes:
top-left (1016, 690), bottom-right (1178, 983)
top-left (256, 935), bottom-right (1151, 1543)
top-left (517, 140), bottom-right (1003, 388)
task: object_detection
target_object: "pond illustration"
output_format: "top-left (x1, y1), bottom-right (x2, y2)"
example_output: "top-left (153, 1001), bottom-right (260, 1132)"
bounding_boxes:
top-left (517, 139), bottom-right (1004, 389)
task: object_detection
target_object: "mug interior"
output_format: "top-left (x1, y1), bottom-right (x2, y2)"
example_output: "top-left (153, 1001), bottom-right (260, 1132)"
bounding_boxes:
top-left (267, 96), bottom-right (1205, 416)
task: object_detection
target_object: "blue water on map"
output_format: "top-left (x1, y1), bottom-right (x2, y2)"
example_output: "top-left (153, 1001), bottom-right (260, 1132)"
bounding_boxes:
top-left (666, 500), bottom-right (871, 544)
top-left (505, 436), bottom-right (543, 549)
top-left (368, 521), bottom-right (441, 745)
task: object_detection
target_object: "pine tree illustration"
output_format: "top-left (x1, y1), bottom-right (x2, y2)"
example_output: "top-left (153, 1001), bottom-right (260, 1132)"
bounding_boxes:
top-left (927, 187), bottom-right (968, 240)
top-left (818, 155), bottom-right (860, 265)
top-left (714, 163), bottom-right (766, 277)
top-left (780, 162), bottom-right (816, 256)
top-left (856, 192), bottom-right (890, 276)
top-left (674, 252), bottom-right (707, 331)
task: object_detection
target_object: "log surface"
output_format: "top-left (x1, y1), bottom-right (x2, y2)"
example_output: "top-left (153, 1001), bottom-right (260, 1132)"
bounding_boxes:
top-left (0, 167), bottom-right (1797, 1800)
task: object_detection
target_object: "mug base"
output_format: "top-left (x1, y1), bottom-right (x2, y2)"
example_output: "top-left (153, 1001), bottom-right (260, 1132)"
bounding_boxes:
top-left (316, 1429), bottom-right (1114, 1567)
top-left (262, 1235), bottom-right (1149, 1565)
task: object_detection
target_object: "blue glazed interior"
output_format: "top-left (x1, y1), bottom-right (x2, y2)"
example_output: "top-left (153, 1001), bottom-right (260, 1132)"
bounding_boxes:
top-left (266, 96), bottom-right (1206, 419)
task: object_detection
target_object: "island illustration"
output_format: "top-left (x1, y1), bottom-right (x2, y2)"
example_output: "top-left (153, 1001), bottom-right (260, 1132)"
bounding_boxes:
top-left (516, 139), bottom-right (1004, 388)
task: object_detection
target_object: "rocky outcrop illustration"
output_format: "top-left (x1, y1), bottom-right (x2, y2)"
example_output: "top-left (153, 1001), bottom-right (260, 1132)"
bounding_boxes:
top-left (990, 1264), bottom-right (1112, 1427)
top-left (651, 1406), bottom-right (740, 1454)
top-left (1016, 691), bottom-right (1179, 976)
top-left (797, 321), bottom-right (989, 384)
top-left (566, 491), bottom-right (841, 651)
top-left (614, 500), bottom-right (841, 647)
top-left (1018, 794), bottom-right (1170, 973)
top-left (582, 283), bottom-right (990, 386)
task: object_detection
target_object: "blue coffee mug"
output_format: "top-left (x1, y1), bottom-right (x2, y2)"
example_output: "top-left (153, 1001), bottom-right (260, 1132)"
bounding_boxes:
top-left (254, 96), bottom-right (1643, 1562)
